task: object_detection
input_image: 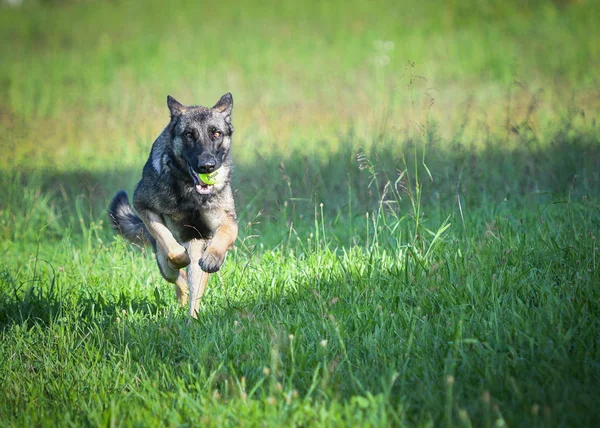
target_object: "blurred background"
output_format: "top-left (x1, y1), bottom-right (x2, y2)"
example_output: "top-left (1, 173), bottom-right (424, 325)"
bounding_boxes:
top-left (1, 0), bottom-right (599, 238)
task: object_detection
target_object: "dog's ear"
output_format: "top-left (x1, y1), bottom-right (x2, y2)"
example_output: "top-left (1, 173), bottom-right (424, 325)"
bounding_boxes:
top-left (212, 93), bottom-right (233, 121)
top-left (167, 95), bottom-right (187, 117)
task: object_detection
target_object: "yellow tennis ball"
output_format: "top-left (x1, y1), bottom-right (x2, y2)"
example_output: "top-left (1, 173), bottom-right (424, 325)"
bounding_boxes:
top-left (199, 169), bottom-right (220, 185)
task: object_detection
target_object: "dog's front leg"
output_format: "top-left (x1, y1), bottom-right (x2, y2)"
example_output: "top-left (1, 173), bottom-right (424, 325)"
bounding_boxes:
top-left (199, 212), bottom-right (239, 273)
top-left (137, 210), bottom-right (190, 269)
top-left (186, 239), bottom-right (210, 318)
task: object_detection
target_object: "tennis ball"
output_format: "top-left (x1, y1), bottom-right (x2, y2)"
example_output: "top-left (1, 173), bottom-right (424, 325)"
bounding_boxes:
top-left (199, 169), bottom-right (221, 185)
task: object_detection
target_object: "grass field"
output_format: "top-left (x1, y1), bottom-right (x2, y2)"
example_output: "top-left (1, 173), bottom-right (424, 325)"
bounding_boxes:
top-left (1, 0), bottom-right (600, 426)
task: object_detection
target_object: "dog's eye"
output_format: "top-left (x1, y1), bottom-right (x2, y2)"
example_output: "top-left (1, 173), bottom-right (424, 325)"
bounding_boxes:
top-left (184, 131), bottom-right (194, 139)
top-left (213, 130), bottom-right (222, 139)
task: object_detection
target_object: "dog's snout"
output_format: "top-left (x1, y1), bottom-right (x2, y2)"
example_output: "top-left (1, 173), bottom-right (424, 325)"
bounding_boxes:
top-left (197, 153), bottom-right (217, 174)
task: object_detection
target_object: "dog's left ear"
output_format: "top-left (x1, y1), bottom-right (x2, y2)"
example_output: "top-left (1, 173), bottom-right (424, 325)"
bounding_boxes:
top-left (212, 93), bottom-right (233, 121)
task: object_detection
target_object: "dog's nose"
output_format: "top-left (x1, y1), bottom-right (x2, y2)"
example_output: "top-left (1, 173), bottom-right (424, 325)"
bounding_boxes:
top-left (197, 153), bottom-right (217, 174)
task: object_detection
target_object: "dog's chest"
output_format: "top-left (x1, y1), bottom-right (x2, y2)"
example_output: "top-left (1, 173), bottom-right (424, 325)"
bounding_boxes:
top-left (164, 210), bottom-right (221, 242)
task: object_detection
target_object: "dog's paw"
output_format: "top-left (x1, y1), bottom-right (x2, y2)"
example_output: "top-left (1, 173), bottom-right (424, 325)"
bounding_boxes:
top-left (168, 248), bottom-right (191, 269)
top-left (199, 247), bottom-right (226, 273)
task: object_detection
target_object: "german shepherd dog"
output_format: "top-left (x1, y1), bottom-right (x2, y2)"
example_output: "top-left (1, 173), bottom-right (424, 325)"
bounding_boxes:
top-left (108, 93), bottom-right (238, 318)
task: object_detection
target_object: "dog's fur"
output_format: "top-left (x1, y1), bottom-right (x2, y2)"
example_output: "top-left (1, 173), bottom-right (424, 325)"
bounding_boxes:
top-left (109, 93), bottom-right (238, 318)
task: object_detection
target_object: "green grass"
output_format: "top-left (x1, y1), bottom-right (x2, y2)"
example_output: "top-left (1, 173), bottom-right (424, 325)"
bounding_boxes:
top-left (1, 0), bottom-right (600, 426)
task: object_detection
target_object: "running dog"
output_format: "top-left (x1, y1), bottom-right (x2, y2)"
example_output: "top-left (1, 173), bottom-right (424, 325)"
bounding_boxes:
top-left (109, 93), bottom-right (238, 318)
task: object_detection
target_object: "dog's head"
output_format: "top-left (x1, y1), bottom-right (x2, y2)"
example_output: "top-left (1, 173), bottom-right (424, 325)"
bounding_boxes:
top-left (167, 93), bottom-right (234, 195)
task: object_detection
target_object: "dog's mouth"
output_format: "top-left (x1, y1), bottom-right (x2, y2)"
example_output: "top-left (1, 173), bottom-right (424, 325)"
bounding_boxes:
top-left (188, 164), bottom-right (214, 194)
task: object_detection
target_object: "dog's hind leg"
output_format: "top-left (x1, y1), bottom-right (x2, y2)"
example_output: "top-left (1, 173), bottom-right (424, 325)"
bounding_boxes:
top-left (186, 239), bottom-right (210, 319)
top-left (156, 248), bottom-right (189, 306)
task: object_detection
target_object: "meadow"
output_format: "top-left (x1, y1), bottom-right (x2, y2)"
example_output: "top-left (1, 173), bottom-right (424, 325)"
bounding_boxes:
top-left (1, 0), bottom-right (599, 426)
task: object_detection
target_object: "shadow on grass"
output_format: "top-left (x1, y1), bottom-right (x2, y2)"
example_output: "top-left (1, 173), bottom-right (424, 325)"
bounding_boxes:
top-left (0, 267), bottom-right (165, 330)
top-left (1, 124), bottom-right (599, 245)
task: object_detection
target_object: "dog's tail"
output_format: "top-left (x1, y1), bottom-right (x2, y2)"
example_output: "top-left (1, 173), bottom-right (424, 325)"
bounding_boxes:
top-left (108, 190), bottom-right (155, 247)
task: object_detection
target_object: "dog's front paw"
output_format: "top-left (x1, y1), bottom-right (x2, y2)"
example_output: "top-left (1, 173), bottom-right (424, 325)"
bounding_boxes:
top-left (199, 247), bottom-right (226, 273)
top-left (168, 248), bottom-right (191, 269)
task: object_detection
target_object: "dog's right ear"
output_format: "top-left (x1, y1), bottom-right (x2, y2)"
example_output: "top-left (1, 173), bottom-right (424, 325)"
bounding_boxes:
top-left (167, 95), bottom-right (187, 117)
